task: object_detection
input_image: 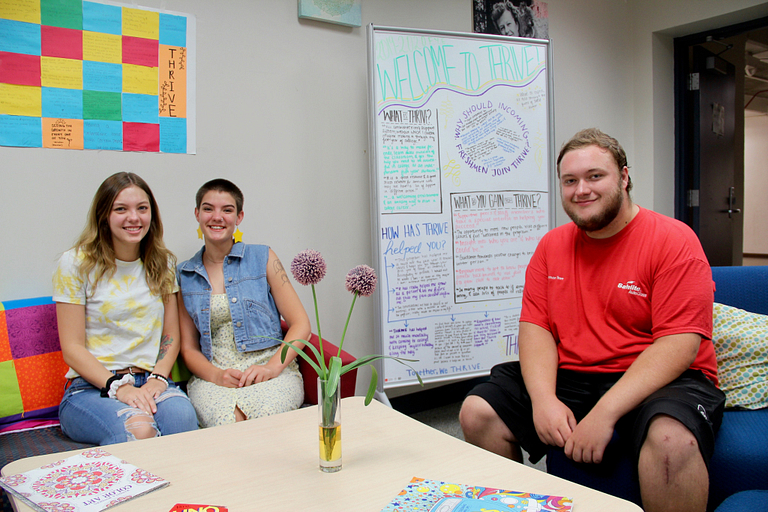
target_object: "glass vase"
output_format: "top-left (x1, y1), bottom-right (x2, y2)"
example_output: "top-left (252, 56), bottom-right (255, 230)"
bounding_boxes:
top-left (317, 377), bottom-right (342, 472)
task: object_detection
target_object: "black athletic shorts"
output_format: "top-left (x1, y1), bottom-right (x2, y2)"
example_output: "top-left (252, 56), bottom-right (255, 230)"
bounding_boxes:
top-left (467, 361), bottom-right (725, 466)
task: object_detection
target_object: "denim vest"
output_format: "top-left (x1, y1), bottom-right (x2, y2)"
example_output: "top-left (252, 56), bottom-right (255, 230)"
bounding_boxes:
top-left (177, 243), bottom-right (282, 361)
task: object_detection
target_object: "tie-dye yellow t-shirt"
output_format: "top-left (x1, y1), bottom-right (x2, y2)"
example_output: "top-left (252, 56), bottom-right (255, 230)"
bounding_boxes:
top-left (52, 249), bottom-right (178, 379)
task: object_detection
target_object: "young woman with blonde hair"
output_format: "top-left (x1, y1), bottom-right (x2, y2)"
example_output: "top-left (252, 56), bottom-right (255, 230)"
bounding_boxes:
top-left (54, 172), bottom-right (198, 445)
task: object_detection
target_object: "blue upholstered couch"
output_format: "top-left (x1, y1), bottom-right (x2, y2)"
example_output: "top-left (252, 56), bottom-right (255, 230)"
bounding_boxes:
top-left (546, 266), bottom-right (768, 511)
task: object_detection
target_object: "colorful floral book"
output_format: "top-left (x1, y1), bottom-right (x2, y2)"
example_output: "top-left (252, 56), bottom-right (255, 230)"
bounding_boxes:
top-left (381, 477), bottom-right (573, 512)
top-left (0, 448), bottom-right (169, 512)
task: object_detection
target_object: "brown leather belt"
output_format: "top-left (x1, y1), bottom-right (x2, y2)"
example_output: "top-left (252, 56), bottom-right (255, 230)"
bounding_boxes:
top-left (114, 367), bottom-right (147, 375)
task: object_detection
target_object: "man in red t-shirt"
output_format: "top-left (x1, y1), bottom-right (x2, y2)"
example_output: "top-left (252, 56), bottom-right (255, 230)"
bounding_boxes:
top-left (460, 128), bottom-right (725, 512)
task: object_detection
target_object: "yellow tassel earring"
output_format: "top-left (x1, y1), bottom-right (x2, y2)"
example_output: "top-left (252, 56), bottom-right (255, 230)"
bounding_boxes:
top-left (197, 227), bottom-right (203, 240)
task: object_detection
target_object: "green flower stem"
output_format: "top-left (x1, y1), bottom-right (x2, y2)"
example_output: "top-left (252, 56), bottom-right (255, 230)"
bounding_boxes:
top-left (311, 283), bottom-right (327, 376)
top-left (320, 388), bottom-right (337, 428)
top-left (319, 381), bottom-right (339, 463)
top-left (337, 291), bottom-right (358, 358)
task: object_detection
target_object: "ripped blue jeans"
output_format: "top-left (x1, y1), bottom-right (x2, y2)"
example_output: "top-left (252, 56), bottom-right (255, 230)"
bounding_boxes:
top-left (59, 373), bottom-right (199, 445)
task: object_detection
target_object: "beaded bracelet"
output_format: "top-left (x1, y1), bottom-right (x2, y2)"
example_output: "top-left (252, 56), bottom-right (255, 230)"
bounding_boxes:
top-left (148, 373), bottom-right (169, 387)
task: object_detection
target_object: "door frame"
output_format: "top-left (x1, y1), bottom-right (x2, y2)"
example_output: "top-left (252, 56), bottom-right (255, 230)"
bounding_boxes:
top-left (674, 15), bottom-right (768, 264)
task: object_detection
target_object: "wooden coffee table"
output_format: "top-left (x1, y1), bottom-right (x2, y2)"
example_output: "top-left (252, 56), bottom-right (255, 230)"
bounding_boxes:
top-left (2, 397), bottom-right (642, 511)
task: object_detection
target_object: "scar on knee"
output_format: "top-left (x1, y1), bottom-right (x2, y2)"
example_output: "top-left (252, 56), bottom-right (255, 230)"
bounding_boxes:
top-left (664, 455), bottom-right (671, 484)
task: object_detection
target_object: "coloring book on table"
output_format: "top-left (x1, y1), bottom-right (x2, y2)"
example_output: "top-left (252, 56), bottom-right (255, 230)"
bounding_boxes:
top-left (381, 477), bottom-right (573, 512)
top-left (0, 448), bottom-right (168, 511)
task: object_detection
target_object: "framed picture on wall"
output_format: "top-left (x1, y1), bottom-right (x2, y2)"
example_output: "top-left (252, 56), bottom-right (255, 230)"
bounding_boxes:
top-left (473, 0), bottom-right (549, 39)
top-left (298, 0), bottom-right (361, 27)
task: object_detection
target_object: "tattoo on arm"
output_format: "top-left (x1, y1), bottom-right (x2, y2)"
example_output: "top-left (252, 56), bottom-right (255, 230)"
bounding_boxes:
top-left (157, 335), bottom-right (173, 361)
top-left (273, 258), bottom-right (290, 286)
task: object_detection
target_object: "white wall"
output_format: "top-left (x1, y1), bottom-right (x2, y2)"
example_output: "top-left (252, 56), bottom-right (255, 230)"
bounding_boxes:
top-left (2, 0), bottom-right (767, 397)
top-left (545, 0), bottom-right (633, 225)
top-left (744, 113), bottom-right (768, 254)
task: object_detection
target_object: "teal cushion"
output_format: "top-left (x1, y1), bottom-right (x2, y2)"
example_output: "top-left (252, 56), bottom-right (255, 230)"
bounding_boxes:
top-left (712, 303), bottom-right (768, 409)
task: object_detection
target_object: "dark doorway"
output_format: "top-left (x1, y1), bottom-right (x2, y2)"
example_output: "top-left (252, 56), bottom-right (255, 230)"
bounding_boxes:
top-left (689, 45), bottom-right (737, 267)
top-left (675, 16), bottom-right (768, 267)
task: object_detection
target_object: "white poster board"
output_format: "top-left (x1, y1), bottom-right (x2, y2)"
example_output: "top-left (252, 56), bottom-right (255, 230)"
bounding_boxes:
top-left (367, 25), bottom-right (555, 389)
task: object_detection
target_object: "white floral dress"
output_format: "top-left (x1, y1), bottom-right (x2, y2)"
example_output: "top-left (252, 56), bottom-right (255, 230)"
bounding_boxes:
top-left (187, 294), bottom-right (304, 427)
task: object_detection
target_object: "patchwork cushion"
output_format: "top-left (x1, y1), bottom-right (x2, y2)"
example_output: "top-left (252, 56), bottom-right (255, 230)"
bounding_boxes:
top-left (0, 296), bottom-right (192, 433)
top-left (0, 298), bottom-right (68, 432)
top-left (712, 302), bottom-right (768, 409)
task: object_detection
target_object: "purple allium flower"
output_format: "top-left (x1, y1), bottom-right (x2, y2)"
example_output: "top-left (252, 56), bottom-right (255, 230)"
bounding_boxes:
top-left (345, 265), bottom-right (377, 297)
top-left (291, 249), bottom-right (327, 286)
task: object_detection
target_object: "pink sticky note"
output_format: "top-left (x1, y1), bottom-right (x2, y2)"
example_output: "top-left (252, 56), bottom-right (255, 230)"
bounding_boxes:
top-left (123, 35), bottom-right (158, 67)
top-left (41, 26), bottom-right (83, 60)
top-left (123, 122), bottom-right (160, 152)
top-left (0, 51), bottom-right (41, 86)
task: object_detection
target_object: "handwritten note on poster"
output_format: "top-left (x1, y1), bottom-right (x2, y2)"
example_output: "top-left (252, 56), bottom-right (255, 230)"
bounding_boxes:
top-left (369, 27), bottom-right (553, 387)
